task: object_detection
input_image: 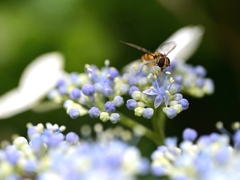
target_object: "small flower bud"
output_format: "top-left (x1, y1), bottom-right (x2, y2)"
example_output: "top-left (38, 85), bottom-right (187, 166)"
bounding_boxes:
top-left (69, 88), bottom-right (81, 99)
top-left (142, 108), bottom-right (154, 119)
top-left (165, 107), bottom-right (177, 119)
top-left (66, 132), bottom-right (79, 143)
top-left (110, 113), bottom-right (120, 123)
top-left (100, 112), bottom-right (110, 122)
top-left (178, 99), bottom-right (189, 110)
top-left (102, 85), bottom-right (113, 97)
top-left (134, 107), bottom-right (143, 117)
top-left (126, 99), bottom-right (137, 110)
top-left (132, 91), bottom-right (142, 101)
top-left (104, 101), bottom-right (116, 113)
top-left (82, 84), bottom-right (95, 96)
top-left (108, 68), bottom-right (119, 79)
top-left (183, 128), bottom-right (197, 141)
top-left (194, 65), bottom-right (206, 77)
top-left (68, 108), bottom-right (80, 119)
top-left (113, 96), bottom-right (124, 107)
top-left (88, 107), bottom-right (101, 118)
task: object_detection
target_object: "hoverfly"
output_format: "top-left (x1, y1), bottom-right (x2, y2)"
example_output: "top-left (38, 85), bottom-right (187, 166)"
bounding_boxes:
top-left (120, 40), bottom-right (176, 72)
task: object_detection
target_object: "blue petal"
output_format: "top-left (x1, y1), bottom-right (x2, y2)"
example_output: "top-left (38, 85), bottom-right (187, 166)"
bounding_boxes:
top-left (143, 89), bottom-right (157, 96)
top-left (154, 95), bottom-right (163, 108)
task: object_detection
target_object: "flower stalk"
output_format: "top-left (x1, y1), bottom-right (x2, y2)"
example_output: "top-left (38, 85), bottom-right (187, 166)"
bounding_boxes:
top-left (117, 111), bottom-right (161, 145)
top-left (151, 106), bottom-right (166, 145)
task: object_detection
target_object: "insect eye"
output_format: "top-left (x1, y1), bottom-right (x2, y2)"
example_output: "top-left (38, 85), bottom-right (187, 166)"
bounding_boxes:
top-left (166, 58), bottom-right (170, 66)
top-left (157, 57), bottom-right (165, 68)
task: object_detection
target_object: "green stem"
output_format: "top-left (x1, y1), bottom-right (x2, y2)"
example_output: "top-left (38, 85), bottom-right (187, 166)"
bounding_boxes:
top-left (151, 107), bottom-right (166, 145)
top-left (117, 111), bottom-right (160, 145)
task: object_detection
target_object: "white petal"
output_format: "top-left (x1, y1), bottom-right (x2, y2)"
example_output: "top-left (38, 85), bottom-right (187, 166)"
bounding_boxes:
top-left (19, 52), bottom-right (65, 104)
top-left (0, 89), bottom-right (25, 118)
top-left (157, 25), bottom-right (204, 62)
top-left (0, 52), bottom-right (65, 119)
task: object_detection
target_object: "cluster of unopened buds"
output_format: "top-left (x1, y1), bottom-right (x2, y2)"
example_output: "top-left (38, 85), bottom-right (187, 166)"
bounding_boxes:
top-left (0, 123), bottom-right (148, 180)
top-left (1, 121), bottom-right (239, 180)
top-left (151, 122), bottom-right (240, 180)
top-left (48, 56), bottom-right (213, 121)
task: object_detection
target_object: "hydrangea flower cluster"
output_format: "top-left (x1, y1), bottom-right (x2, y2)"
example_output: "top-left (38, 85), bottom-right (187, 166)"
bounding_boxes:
top-left (48, 58), bottom-right (191, 121)
top-left (151, 122), bottom-right (240, 180)
top-left (0, 123), bottom-right (148, 180)
top-left (49, 60), bottom-right (126, 123)
top-left (46, 25), bottom-right (214, 123)
top-left (164, 61), bottom-right (214, 98)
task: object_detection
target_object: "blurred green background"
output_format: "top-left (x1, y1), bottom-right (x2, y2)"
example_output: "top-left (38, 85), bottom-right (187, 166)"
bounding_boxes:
top-left (0, 0), bottom-right (239, 154)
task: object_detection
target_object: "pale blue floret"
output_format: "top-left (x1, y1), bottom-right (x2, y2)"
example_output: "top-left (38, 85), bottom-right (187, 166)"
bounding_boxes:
top-left (104, 101), bottom-right (116, 113)
top-left (69, 88), bottom-right (81, 99)
top-left (56, 79), bottom-right (65, 87)
top-left (66, 132), bottom-right (79, 143)
top-left (196, 78), bottom-right (204, 88)
top-left (215, 147), bottom-right (230, 163)
top-left (178, 99), bottom-right (189, 110)
top-left (82, 84), bottom-right (95, 96)
top-left (165, 108), bottom-right (177, 119)
top-left (23, 159), bottom-right (38, 173)
top-left (113, 96), bottom-right (124, 107)
top-left (27, 126), bottom-right (38, 137)
top-left (29, 136), bottom-right (43, 154)
top-left (108, 68), bottom-right (119, 79)
top-left (233, 130), bottom-right (240, 145)
top-left (69, 108), bottom-right (80, 119)
top-left (120, 84), bottom-right (130, 94)
top-left (182, 128), bottom-right (197, 141)
top-left (164, 137), bottom-right (177, 149)
top-left (174, 75), bottom-right (183, 84)
top-left (194, 65), bottom-right (206, 77)
top-left (63, 100), bottom-right (73, 109)
top-left (151, 164), bottom-right (165, 176)
top-left (173, 93), bottom-right (183, 101)
top-left (88, 107), bottom-right (100, 118)
top-left (102, 85), bottom-right (113, 97)
top-left (5, 146), bottom-right (20, 164)
top-left (110, 113), bottom-right (120, 123)
top-left (142, 108), bottom-right (154, 119)
top-left (126, 99), bottom-right (137, 110)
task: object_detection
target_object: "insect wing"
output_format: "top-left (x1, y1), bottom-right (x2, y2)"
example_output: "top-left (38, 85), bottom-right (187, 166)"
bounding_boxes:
top-left (157, 41), bottom-right (176, 56)
top-left (120, 40), bottom-right (151, 54)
